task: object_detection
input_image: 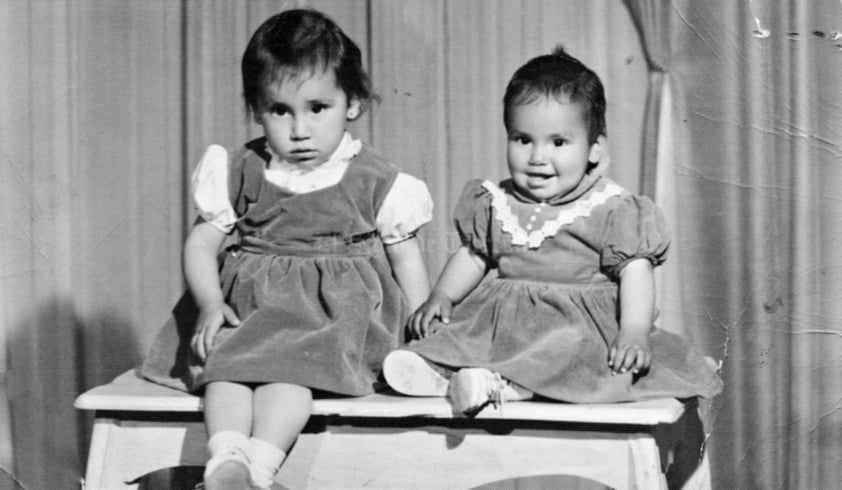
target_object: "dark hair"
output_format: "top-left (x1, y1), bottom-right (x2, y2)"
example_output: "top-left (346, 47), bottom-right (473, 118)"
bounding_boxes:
top-left (241, 9), bottom-right (376, 117)
top-left (503, 46), bottom-right (606, 144)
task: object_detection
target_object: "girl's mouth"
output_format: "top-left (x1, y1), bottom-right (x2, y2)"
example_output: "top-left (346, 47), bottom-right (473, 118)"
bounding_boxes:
top-left (290, 150), bottom-right (319, 162)
top-left (526, 172), bottom-right (554, 181)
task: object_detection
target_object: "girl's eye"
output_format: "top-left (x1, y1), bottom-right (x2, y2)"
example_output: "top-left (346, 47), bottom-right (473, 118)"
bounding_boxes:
top-left (270, 105), bottom-right (289, 116)
top-left (311, 104), bottom-right (329, 114)
top-left (554, 139), bottom-right (567, 147)
top-left (514, 136), bottom-right (530, 145)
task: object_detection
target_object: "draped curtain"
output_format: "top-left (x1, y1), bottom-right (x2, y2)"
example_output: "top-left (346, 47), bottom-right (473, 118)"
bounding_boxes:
top-left (626, 0), bottom-right (842, 487)
top-left (3, 1), bottom-right (840, 488)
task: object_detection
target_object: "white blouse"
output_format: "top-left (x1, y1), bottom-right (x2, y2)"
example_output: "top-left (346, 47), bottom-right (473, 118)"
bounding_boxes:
top-left (191, 133), bottom-right (433, 245)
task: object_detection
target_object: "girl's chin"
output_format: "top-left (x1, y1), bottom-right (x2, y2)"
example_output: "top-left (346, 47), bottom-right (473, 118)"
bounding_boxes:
top-left (286, 157), bottom-right (325, 168)
top-left (519, 185), bottom-right (574, 203)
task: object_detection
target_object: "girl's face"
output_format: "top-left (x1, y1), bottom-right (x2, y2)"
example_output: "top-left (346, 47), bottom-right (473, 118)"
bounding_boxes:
top-left (254, 68), bottom-right (360, 168)
top-left (506, 96), bottom-right (602, 202)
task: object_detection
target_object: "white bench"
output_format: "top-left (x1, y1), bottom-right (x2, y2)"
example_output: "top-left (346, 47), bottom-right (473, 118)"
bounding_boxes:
top-left (74, 370), bottom-right (711, 489)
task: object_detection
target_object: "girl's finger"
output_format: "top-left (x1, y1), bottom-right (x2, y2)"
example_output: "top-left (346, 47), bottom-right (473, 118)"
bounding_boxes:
top-left (421, 308), bottom-right (437, 332)
top-left (627, 347), bottom-right (644, 372)
top-left (617, 346), bottom-right (634, 373)
top-left (408, 315), bottom-right (421, 339)
top-left (223, 308), bottom-right (241, 326)
top-left (641, 351), bottom-right (652, 370)
top-left (414, 311), bottom-right (430, 338)
top-left (192, 331), bottom-right (206, 361)
top-left (633, 351), bottom-right (645, 372)
top-left (440, 302), bottom-right (451, 324)
top-left (203, 325), bottom-right (218, 359)
top-left (625, 347), bottom-right (641, 372)
top-left (190, 335), bottom-right (199, 359)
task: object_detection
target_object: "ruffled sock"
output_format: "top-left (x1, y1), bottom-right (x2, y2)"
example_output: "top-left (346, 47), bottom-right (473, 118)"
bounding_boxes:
top-left (203, 430), bottom-right (251, 488)
top-left (248, 437), bottom-right (286, 489)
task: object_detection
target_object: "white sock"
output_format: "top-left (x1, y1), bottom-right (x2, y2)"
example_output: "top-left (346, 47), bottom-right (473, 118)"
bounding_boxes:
top-left (204, 430), bottom-right (250, 478)
top-left (248, 437), bottom-right (286, 488)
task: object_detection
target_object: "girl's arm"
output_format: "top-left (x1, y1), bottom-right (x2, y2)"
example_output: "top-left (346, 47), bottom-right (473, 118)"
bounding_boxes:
top-left (608, 258), bottom-right (655, 374)
top-left (408, 245), bottom-right (487, 338)
top-left (184, 218), bottom-right (240, 360)
top-left (384, 236), bottom-right (430, 312)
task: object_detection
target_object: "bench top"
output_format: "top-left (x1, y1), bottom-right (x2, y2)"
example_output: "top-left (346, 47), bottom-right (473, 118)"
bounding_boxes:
top-left (74, 370), bottom-right (685, 425)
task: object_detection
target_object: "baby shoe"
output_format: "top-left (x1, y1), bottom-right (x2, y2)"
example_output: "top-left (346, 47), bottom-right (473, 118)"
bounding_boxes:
top-left (203, 446), bottom-right (257, 490)
top-left (383, 350), bottom-right (450, 396)
top-left (447, 367), bottom-right (533, 415)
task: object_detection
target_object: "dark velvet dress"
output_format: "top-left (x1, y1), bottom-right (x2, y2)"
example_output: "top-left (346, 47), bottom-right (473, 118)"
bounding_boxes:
top-left (140, 138), bottom-right (411, 396)
top-left (405, 177), bottom-right (723, 403)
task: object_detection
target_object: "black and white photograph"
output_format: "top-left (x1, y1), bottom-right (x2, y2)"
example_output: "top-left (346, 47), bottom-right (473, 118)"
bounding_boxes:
top-left (1, 1), bottom-right (840, 488)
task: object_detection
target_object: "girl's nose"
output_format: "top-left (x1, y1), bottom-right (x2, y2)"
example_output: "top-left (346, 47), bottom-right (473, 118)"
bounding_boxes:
top-left (290, 117), bottom-right (310, 140)
top-left (529, 147), bottom-right (547, 165)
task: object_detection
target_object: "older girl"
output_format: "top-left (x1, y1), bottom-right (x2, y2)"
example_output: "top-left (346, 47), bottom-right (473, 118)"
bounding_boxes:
top-left (141, 9), bottom-right (431, 488)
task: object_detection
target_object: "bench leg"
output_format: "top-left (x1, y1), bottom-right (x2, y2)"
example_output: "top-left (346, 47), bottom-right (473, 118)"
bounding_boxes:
top-left (81, 414), bottom-right (206, 490)
top-left (628, 435), bottom-right (669, 489)
top-left (81, 417), bottom-right (116, 490)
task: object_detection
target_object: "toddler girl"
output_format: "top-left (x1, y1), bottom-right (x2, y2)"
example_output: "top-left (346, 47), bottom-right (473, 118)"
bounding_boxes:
top-left (140, 9), bottom-right (432, 489)
top-left (384, 47), bottom-right (722, 416)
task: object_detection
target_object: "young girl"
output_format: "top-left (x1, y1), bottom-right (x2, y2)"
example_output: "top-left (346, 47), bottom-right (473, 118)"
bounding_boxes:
top-left (140, 9), bottom-right (432, 489)
top-left (384, 47), bottom-right (722, 416)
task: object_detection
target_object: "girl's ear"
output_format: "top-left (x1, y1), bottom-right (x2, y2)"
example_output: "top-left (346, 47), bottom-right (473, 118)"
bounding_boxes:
top-left (346, 98), bottom-right (362, 121)
top-left (588, 135), bottom-right (606, 163)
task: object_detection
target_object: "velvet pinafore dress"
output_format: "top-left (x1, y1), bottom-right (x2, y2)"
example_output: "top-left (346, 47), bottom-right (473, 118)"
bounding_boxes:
top-left (140, 138), bottom-right (409, 396)
top-left (405, 177), bottom-right (723, 403)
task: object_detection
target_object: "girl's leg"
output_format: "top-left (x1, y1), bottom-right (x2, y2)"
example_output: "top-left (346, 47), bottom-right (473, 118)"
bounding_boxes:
top-left (248, 382), bottom-right (313, 487)
top-left (205, 381), bottom-right (254, 434)
top-left (203, 381), bottom-right (254, 489)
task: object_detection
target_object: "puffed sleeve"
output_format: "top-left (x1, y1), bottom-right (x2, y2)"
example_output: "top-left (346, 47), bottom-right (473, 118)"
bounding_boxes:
top-left (376, 173), bottom-right (433, 244)
top-left (191, 145), bottom-right (237, 233)
top-left (600, 195), bottom-right (670, 280)
top-left (453, 179), bottom-right (495, 261)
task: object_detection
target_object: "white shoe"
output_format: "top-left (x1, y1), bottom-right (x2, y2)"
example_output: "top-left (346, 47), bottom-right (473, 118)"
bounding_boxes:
top-left (447, 368), bottom-right (533, 415)
top-left (383, 350), bottom-right (450, 396)
top-left (203, 447), bottom-right (256, 490)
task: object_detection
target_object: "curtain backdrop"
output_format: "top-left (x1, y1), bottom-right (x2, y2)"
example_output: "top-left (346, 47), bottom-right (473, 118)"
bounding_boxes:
top-left (644, 1), bottom-right (842, 487)
top-left (0, 2), bottom-right (185, 487)
top-left (3, 1), bottom-right (839, 488)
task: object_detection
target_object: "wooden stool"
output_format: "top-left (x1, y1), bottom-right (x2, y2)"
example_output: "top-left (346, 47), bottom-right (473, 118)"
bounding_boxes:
top-left (75, 370), bottom-right (710, 489)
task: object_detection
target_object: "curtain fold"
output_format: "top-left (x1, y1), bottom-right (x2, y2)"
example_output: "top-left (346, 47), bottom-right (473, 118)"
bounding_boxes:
top-left (622, 0), bottom-right (670, 199)
top-left (622, 0), bottom-right (689, 341)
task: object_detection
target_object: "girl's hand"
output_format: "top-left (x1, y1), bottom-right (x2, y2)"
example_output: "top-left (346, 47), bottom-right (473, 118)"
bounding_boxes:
top-left (407, 291), bottom-right (452, 339)
top-left (608, 330), bottom-right (652, 375)
top-left (190, 302), bottom-right (241, 361)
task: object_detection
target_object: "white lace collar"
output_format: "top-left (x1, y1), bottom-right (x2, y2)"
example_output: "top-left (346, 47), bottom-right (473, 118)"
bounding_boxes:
top-left (482, 180), bottom-right (625, 249)
top-left (267, 132), bottom-right (361, 174)
top-left (263, 132), bottom-right (362, 193)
